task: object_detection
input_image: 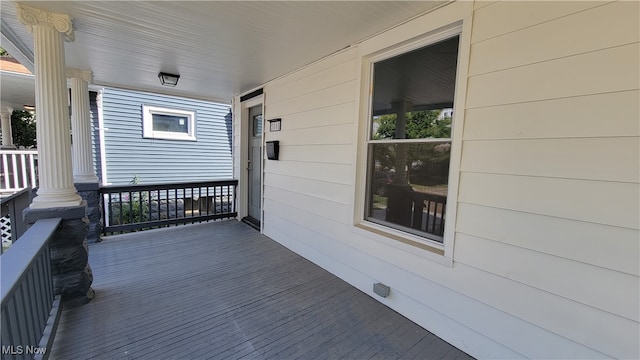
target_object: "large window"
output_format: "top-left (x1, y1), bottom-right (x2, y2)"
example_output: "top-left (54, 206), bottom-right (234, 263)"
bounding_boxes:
top-left (142, 105), bottom-right (196, 141)
top-left (365, 35), bottom-right (459, 243)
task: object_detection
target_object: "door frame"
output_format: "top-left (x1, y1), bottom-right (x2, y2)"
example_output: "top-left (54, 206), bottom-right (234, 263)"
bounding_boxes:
top-left (237, 93), bottom-right (264, 231)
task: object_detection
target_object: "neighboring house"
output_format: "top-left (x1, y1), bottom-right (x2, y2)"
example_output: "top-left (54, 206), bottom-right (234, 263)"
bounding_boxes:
top-left (91, 87), bottom-right (233, 185)
top-left (232, 2), bottom-right (639, 359)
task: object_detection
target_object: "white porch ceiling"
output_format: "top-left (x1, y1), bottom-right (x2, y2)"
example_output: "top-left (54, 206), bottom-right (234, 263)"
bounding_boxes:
top-left (0, 71), bottom-right (34, 111)
top-left (1, 1), bottom-right (445, 103)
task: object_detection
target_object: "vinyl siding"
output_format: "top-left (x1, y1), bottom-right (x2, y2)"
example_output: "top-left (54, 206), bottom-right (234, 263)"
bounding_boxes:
top-left (235, 1), bottom-right (640, 358)
top-left (89, 91), bottom-right (102, 180)
top-left (96, 87), bottom-right (232, 185)
top-left (455, 2), bottom-right (639, 357)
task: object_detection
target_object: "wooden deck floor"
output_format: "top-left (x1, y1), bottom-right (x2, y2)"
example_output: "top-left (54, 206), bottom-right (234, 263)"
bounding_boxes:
top-left (49, 220), bottom-right (472, 360)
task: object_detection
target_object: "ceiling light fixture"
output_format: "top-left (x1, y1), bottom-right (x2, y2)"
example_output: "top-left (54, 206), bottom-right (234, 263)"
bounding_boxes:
top-left (158, 72), bottom-right (180, 87)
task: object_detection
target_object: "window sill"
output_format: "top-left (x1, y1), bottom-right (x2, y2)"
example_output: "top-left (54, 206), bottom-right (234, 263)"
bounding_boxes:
top-left (143, 133), bottom-right (197, 141)
top-left (352, 222), bottom-right (453, 267)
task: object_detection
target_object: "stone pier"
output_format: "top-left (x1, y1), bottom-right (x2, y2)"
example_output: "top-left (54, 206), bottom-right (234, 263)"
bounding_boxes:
top-left (24, 204), bottom-right (94, 306)
top-left (75, 182), bottom-right (102, 243)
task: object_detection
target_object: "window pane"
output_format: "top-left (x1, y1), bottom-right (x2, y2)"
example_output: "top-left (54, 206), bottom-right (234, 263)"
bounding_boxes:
top-left (372, 109), bottom-right (453, 140)
top-left (370, 35), bottom-right (459, 140)
top-left (152, 114), bottom-right (189, 133)
top-left (253, 114), bottom-right (263, 137)
top-left (367, 142), bottom-right (450, 241)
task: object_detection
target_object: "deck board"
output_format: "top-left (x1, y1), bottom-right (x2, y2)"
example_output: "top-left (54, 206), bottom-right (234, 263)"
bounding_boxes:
top-left (49, 220), bottom-right (472, 360)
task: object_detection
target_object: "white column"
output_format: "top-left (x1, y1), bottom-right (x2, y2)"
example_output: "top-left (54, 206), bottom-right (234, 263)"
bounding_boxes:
top-left (1, 107), bottom-right (14, 147)
top-left (67, 69), bottom-right (99, 183)
top-left (17, 4), bottom-right (82, 208)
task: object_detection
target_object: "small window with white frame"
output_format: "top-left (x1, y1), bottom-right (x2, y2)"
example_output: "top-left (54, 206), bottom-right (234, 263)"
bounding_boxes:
top-left (364, 33), bottom-right (460, 244)
top-left (142, 105), bottom-right (196, 141)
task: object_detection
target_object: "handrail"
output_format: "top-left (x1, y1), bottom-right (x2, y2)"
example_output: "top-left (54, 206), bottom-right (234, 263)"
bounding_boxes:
top-left (1, 218), bottom-right (62, 360)
top-left (0, 187), bottom-right (32, 206)
top-left (100, 179), bottom-right (238, 234)
top-left (99, 179), bottom-right (238, 193)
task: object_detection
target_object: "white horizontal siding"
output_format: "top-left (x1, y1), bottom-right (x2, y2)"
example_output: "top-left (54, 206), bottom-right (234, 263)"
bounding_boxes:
top-left (455, 233), bottom-right (639, 321)
top-left (456, 1), bottom-right (640, 358)
top-left (461, 137), bottom-right (639, 183)
top-left (463, 90), bottom-right (640, 140)
top-left (470, 1), bottom-right (611, 43)
top-left (237, 1), bottom-right (640, 359)
top-left (264, 186), bottom-right (352, 226)
top-left (456, 203), bottom-right (639, 276)
top-left (466, 42), bottom-right (639, 108)
top-left (266, 80), bottom-right (357, 117)
top-left (260, 47), bottom-right (358, 225)
top-left (469, 1), bottom-right (636, 76)
top-left (459, 170), bottom-right (638, 230)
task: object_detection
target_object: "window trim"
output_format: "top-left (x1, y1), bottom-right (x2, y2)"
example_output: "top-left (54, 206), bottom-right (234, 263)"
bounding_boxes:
top-left (142, 105), bottom-right (196, 141)
top-left (354, 21), bottom-right (470, 259)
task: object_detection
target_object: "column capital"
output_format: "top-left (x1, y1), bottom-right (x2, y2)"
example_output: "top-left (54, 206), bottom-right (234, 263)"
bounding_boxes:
top-left (16, 4), bottom-right (74, 41)
top-left (1, 106), bottom-right (14, 118)
top-left (67, 68), bottom-right (93, 83)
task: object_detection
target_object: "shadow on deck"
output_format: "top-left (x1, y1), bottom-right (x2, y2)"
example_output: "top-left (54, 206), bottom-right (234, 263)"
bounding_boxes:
top-left (50, 220), bottom-right (472, 360)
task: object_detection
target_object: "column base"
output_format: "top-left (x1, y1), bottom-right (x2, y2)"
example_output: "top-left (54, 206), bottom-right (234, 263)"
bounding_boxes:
top-left (74, 174), bottom-right (99, 183)
top-left (30, 189), bottom-right (83, 209)
top-left (23, 203), bottom-right (94, 305)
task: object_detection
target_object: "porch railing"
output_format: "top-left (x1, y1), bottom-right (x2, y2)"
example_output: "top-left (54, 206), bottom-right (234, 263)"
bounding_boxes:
top-left (412, 192), bottom-right (446, 237)
top-left (100, 179), bottom-right (238, 234)
top-left (1, 218), bottom-right (63, 360)
top-left (1, 188), bottom-right (34, 254)
top-left (0, 150), bottom-right (38, 195)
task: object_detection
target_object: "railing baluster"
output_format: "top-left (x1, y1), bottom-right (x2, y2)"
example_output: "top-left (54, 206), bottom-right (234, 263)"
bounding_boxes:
top-left (7, 298), bottom-right (24, 357)
top-left (25, 269), bottom-right (39, 336)
top-left (213, 186), bottom-right (218, 215)
top-left (44, 245), bottom-right (53, 304)
top-left (439, 202), bottom-right (446, 236)
top-left (35, 252), bottom-right (49, 326)
top-left (29, 153), bottom-right (37, 188)
top-left (1, 305), bottom-right (15, 359)
top-left (174, 188), bottom-right (178, 221)
top-left (148, 190), bottom-right (152, 222)
top-left (107, 193), bottom-right (112, 229)
top-left (25, 270), bottom-right (41, 345)
top-left (206, 186), bottom-right (210, 215)
top-left (19, 155), bottom-right (28, 189)
top-left (2, 152), bottom-right (9, 190)
top-left (128, 191), bottom-right (134, 225)
top-left (15, 285), bottom-right (33, 349)
top-left (190, 187), bottom-right (194, 222)
top-left (118, 193), bottom-right (123, 230)
top-left (11, 153), bottom-right (19, 191)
